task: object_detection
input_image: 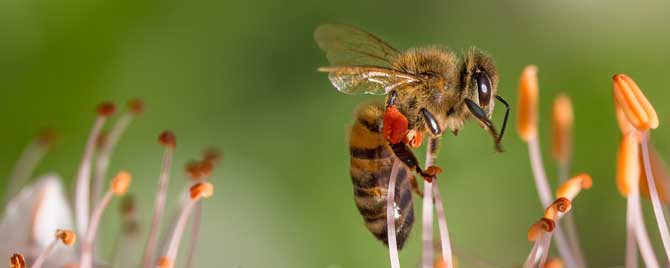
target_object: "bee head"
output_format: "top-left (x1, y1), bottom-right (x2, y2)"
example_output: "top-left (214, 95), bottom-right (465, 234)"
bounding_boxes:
top-left (461, 47), bottom-right (508, 153)
top-left (462, 47), bottom-right (499, 118)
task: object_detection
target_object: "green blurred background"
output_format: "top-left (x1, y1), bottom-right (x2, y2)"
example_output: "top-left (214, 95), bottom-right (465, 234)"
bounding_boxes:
top-left (2, 0), bottom-right (670, 267)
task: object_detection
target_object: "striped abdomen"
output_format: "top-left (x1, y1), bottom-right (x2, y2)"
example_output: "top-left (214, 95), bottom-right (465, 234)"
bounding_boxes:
top-left (348, 102), bottom-right (415, 249)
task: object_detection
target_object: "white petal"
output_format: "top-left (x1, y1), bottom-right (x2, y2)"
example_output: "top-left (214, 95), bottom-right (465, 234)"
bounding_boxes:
top-left (0, 174), bottom-right (76, 265)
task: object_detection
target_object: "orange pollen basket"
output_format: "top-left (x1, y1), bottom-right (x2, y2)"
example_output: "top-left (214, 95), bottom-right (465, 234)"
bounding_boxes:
top-left (382, 106), bottom-right (409, 144)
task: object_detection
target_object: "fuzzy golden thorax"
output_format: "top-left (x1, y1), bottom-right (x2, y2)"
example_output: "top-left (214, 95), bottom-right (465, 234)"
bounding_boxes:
top-left (386, 47), bottom-right (498, 136)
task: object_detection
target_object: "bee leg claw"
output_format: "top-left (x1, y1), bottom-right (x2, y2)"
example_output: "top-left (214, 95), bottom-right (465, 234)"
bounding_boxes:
top-left (419, 166), bottom-right (442, 182)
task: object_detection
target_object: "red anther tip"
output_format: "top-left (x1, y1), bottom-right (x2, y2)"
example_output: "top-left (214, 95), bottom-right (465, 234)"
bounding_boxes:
top-left (382, 106), bottom-right (409, 144)
top-left (37, 127), bottom-right (57, 147)
top-left (128, 99), bottom-right (144, 115)
top-left (186, 160), bottom-right (213, 180)
top-left (97, 101), bottom-right (116, 117)
top-left (158, 131), bottom-right (176, 148)
top-left (203, 148), bottom-right (222, 164)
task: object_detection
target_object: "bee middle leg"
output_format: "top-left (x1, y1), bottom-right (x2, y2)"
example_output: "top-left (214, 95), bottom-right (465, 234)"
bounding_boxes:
top-left (409, 175), bottom-right (423, 196)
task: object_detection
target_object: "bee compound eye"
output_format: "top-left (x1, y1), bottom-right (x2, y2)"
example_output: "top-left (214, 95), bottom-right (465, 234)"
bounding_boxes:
top-left (476, 71), bottom-right (492, 107)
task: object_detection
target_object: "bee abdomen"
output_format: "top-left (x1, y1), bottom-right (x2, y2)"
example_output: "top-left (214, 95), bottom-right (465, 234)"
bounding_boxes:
top-left (348, 102), bottom-right (415, 249)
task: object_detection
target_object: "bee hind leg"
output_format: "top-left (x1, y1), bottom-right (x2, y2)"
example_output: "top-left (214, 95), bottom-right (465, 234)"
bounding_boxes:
top-left (409, 175), bottom-right (423, 197)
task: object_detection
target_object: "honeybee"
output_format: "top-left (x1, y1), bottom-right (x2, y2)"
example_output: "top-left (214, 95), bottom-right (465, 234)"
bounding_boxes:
top-left (315, 24), bottom-right (509, 249)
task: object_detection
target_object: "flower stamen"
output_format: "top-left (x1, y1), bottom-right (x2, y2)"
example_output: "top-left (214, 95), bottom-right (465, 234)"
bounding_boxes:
top-left (142, 131), bottom-right (176, 268)
top-left (80, 171), bottom-right (131, 268)
top-left (75, 101), bottom-right (115, 236)
top-left (32, 230), bottom-right (76, 268)
top-left (156, 182), bottom-right (214, 268)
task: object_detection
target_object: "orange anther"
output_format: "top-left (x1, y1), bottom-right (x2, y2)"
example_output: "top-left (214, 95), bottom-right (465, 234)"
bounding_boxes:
top-left (551, 94), bottom-right (573, 163)
top-left (190, 182), bottom-right (214, 201)
top-left (434, 255), bottom-right (458, 268)
top-left (544, 198), bottom-right (572, 220)
top-left (528, 218), bottom-right (555, 241)
top-left (616, 133), bottom-right (640, 197)
top-left (10, 253), bottom-right (25, 268)
top-left (111, 171), bottom-right (132, 196)
top-left (56, 229), bottom-right (77, 246)
top-left (382, 106), bottom-right (409, 144)
top-left (517, 65), bottom-right (539, 142)
top-left (404, 129), bottom-right (423, 148)
top-left (556, 173), bottom-right (592, 201)
top-left (612, 74), bottom-right (658, 131)
top-left (544, 258), bottom-right (564, 268)
top-left (157, 257), bottom-right (173, 268)
top-left (616, 107), bottom-right (636, 135)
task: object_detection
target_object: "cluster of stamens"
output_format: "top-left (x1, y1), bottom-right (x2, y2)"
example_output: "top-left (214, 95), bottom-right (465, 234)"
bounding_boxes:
top-left (517, 66), bottom-right (592, 268)
top-left (2, 100), bottom-right (221, 268)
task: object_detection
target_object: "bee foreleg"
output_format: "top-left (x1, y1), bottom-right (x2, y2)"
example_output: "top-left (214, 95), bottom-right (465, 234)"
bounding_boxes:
top-left (389, 142), bottom-right (442, 182)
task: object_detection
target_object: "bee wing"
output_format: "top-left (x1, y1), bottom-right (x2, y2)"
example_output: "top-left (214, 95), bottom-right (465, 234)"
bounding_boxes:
top-left (319, 66), bottom-right (420, 95)
top-left (315, 24), bottom-right (400, 67)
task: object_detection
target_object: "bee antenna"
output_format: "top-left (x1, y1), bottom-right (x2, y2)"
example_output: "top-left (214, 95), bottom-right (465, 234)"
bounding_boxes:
top-left (464, 99), bottom-right (504, 153)
top-left (495, 95), bottom-right (510, 143)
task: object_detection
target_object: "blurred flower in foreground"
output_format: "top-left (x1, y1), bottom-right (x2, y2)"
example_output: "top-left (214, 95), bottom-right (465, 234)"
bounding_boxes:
top-left (516, 65), bottom-right (590, 268)
top-left (612, 74), bottom-right (670, 268)
top-left (0, 100), bottom-right (221, 268)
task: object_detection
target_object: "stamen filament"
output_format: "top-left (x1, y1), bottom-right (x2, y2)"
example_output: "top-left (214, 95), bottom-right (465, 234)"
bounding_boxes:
top-left (387, 159), bottom-right (402, 268)
top-left (80, 171), bottom-right (130, 268)
top-left (432, 180), bottom-right (453, 268)
top-left (625, 193), bottom-right (638, 268)
top-left (527, 136), bottom-right (578, 267)
top-left (5, 129), bottom-right (52, 204)
top-left (631, 190), bottom-right (659, 268)
top-left (92, 113), bottom-right (132, 205)
top-left (31, 239), bottom-right (57, 268)
top-left (421, 139), bottom-right (436, 268)
top-left (143, 131), bottom-right (176, 268)
top-left (80, 191), bottom-right (113, 268)
top-left (32, 230), bottom-right (76, 268)
top-left (640, 134), bottom-right (670, 262)
top-left (157, 182), bottom-right (213, 268)
top-left (185, 202), bottom-right (203, 268)
top-left (538, 232), bottom-right (553, 268)
top-left (76, 103), bottom-right (115, 236)
top-left (524, 233), bottom-right (543, 268)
